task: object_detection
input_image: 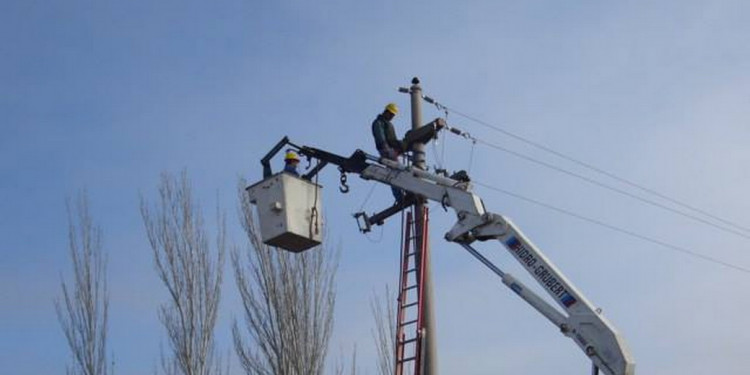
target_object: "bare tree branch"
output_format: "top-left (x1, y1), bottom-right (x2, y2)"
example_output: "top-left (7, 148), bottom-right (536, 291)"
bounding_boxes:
top-left (370, 286), bottom-right (396, 375)
top-left (56, 191), bottom-right (111, 375)
top-left (232, 178), bottom-right (338, 375)
top-left (141, 171), bottom-right (225, 375)
top-left (332, 346), bottom-right (358, 375)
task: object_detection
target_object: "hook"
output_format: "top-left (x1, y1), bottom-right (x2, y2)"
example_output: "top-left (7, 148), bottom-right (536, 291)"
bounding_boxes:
top-left (338, 167), bottom-right (350, 193)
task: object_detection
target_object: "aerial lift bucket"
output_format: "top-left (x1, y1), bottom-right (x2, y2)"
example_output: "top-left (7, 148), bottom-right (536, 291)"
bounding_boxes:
top-left (246, 172), bottom-right (323, 252)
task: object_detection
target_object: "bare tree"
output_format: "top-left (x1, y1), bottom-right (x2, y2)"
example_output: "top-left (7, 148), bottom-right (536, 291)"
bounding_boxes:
top-left (56, 192), bottom-right (111, 375)
top-left (141, 171), bottom-right (226, 375)
top-left (232, 178), bottom-right (338, 375)
top-left (370, 286), bottom-right (396, 375)
top-left (332, 346), bottom-right (359, 375)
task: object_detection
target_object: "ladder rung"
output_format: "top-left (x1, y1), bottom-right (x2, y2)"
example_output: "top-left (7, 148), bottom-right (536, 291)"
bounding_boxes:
top-left (406, 252), bottom-right (416, 257)
top-left (402, 301), bottom-right (418, 309)
top-left (406, 268), bottom-right (416, 273)
top-left (398, 356), bottom-right (416, 364)
top-left (399, 337), bottom-right (418, 345)
top-left (403, 285), bottom-right (418, 292)
top-left (400, 319), bottom-right (417, 327)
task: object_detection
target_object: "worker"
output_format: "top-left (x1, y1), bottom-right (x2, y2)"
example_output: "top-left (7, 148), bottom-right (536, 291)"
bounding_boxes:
top-left (372, 103), bottom-right (404, 160)
top-left (283, 151), bottom-right (300, 176)
top-left (372, 103), bottom-right (404, 202)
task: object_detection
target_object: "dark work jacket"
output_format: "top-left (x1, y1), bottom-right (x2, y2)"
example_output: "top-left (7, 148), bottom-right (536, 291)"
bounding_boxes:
top-left (283, 163), bottom-right (299, 176)
top-left (371, 114), bottom-right (401, 152)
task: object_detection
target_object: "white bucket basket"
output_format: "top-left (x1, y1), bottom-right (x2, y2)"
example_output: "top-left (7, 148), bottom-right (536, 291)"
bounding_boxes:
top-left (246, 173), bottom-right (323, 252)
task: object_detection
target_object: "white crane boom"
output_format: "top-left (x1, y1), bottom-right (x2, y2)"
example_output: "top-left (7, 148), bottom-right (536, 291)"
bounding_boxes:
top-left (252, 141), bottom-right (635, 375)
top-left (355, 154), bottom-right (634, 375)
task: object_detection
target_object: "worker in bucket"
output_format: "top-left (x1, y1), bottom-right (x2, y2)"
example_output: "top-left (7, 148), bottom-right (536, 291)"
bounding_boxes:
top-left (371, 103), bottom-right (404, 202)
top-left (283, 151), bottom-right (301, 176)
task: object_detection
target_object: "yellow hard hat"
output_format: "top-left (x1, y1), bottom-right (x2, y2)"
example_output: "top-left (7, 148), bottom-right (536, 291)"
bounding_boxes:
top-left (385, 103), bottom-right (399, 115)
top-left (285, 151), bottom-right (300, 162)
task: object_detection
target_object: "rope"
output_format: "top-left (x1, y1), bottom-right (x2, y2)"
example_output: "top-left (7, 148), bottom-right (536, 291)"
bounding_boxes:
top-left (310, 162), bottom-right (321, 237)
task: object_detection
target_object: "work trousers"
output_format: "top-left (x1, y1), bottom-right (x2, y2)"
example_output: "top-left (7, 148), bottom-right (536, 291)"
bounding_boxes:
top-left (378, 147), bottom-right (404, 202)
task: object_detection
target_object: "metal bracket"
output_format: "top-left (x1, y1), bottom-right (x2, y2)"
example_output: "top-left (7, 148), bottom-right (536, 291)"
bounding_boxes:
top-left (260, 136), bottom-right (304, 178)
top-left (357, 194), bottom-right (418, 230)
top-left (353, 212), bottom-right (373, 233)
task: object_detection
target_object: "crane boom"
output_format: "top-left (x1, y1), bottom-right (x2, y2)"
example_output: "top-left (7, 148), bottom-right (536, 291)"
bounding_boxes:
top-left (268, 143), bottom-right (635, 375)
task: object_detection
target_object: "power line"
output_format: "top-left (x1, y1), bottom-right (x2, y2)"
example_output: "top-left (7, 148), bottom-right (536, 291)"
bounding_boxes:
top-left (473, 180), bottom-right (750, 275)
top-left (479, 180), bottom-right (750, 274)
top-left (471, 137), bottom-right (750, 241)
top-left (426, 99), bottom-right (750, 236)
top-left (423, 98), bottom-right (750, 241)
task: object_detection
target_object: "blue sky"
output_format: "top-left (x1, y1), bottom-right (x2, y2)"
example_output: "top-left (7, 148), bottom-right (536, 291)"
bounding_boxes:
top-left (3, 0), bottom-right (750, 374)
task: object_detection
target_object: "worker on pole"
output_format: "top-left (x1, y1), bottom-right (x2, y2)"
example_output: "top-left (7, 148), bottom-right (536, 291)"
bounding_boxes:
top-left (372, 103), bottom-right (404, 202)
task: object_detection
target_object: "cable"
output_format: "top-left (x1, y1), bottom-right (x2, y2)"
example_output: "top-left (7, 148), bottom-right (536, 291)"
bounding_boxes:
top-left (432, 119), bottom-right (750, 242)
top-left (441, 108), bottom-right (449, 168)
top-left (471, 137), bottom-right (750, 241)
top-left (473, 180), bottom-right (750, 275)
top-left (467, 138), bottom-right (476, 174)
top-left (427, 99), bottom-right (750, 236)
top-left (364, 224), bottom-right (385, 243)
top-left (357, 183), bottom-right (378, 212)
top-left (430, 138), bottom-right (445, 171)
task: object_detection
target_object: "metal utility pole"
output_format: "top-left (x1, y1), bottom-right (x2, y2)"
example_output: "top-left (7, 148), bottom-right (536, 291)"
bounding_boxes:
top-left (408, 77), bottom-right (439, 375)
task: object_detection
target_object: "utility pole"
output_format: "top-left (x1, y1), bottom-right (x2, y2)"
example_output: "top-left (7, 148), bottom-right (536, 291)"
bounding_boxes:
top-left (249, 78), bottom-right (635, 374)
top-left (407, 77), bottom-right (439, 375)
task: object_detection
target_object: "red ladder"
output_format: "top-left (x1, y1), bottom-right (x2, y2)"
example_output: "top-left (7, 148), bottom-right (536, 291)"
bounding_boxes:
top-left (394, 208), bottom-right (429, 375)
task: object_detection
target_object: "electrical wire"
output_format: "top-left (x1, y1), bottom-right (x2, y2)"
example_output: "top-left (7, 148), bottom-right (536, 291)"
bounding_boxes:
top-left (427, 99), bottom-right (750, 236)
top-left (473, 180), bottom-right (750, 275)
top-left (441, 123), bottom-right (447, 165)
top-left (471, 137), bottom-right (750, 241)
top-left (467, 138), bottom-right (476, 174)
top-left (430, 137), bottom-right (445, 171)
top-left (364, 223), bottom-right (385, 243)
top-left (422, 95), bottom-right (750, 273)
top-left (425, 98), bottom-right (750, 241)
top-left (357, 183), bottom-right (379, 212)
top-left (441, 108), bottom-right (449, 168)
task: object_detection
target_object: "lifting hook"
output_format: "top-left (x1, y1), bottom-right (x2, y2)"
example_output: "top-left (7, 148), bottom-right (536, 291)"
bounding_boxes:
top-left (338, 167), bottom-right (350, 193)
